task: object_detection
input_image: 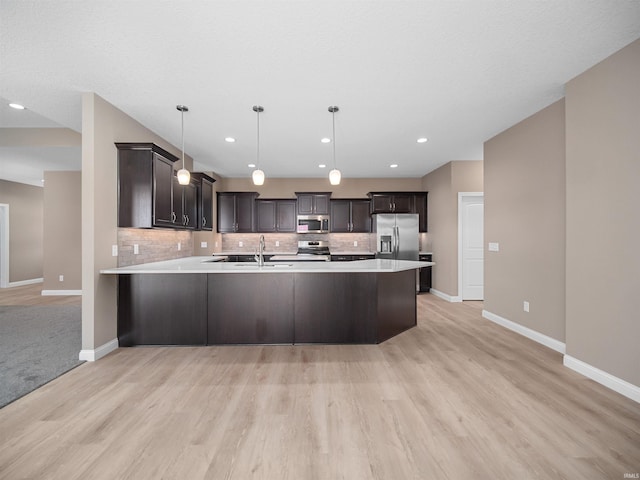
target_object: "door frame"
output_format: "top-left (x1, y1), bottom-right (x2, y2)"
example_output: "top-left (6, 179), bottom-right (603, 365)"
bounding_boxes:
top-left (458, 192), bottom-right (484, 301)
top-left (0, 204), bottom-right (9, 288)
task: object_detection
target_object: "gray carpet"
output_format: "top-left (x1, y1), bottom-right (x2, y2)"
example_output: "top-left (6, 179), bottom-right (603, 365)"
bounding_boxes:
top-left (0, 305), bottom-right (83, 408)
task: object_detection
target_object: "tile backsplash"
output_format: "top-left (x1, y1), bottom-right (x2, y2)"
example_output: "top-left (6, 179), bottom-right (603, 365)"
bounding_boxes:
top-left (118, 228), bottom-right (193, 266)
top-left (221, 233), bottom-right (375, 253)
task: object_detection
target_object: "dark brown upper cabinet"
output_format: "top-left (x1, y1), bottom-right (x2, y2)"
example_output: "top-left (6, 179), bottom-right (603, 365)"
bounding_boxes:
top-left (330, 199), bottom-right (371, 233)
top-left (116, 142), bottom-right (179, 228)
top-left (368, 192), bottom-right (413, 214)
top-left (173, 175), bottom-right (199, 230)
top-left (296, 192), bottom-right (331, 215)
top-left (368, 191), bottom-right (428, 232)
top-left (217, 192), bottom-right (258, 233)
top-left (192, 173), bottom-right (216, 231)
top-left (256, 199), bottom-right (297, 233)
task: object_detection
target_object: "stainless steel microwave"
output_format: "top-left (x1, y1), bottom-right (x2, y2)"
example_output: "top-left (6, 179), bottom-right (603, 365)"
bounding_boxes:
top-left (297, 215), bottom-right (330, 233)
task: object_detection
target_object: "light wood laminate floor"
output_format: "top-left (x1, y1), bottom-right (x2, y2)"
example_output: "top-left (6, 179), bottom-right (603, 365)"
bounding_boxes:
top-left (0, 283), bottom-right (81, 306)
top-left (0, 294), bottom-right (638, 479)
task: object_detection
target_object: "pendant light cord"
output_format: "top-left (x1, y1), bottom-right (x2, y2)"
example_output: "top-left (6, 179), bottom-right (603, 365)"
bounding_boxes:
top-left (256, 108), bottom-right (260, 168)
top-left (332, 109), bottom-right (336, 170)
top-left (181, 108), bottom-right (185, 169)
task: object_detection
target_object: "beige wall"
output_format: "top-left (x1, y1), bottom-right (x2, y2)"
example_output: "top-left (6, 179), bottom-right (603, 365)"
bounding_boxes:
top-left (220, 177), bottom-right (423, 198)
top-left (565, 39), bottom-right (640, 386)
top-left (0, 179), bottom-right (44, 283)
top-left (483, 99), bottom-right (566, 342)
top-left (82, 92), bottom-right (193, 352)
top-left (421, 161), bottom-right (483, 297)
top-left (43, 171), bottom-right (81, 290)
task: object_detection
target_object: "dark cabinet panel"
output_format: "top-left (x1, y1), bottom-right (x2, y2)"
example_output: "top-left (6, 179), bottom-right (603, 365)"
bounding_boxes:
top-left (153, 153), bottom-right (176, 227)
top-left (330, 200), bottom-right (351, 232)
top-left (255, 199), bottom-right (296, 233)
top-left (256, 200), bottom-right (277, 232)
top-left (368, 191), bottom-right (428, 231)
top-left (217, 192), bottom-right (257, 233)
top-left (208, 273), bottom-right (294, 344)
top-left (369, 193), bottom-right (412, 213)
top-left (330, 199), bottom-right (371, 233)
top-left (296, 193), bottom-right (331, 215)
top-left (414, 193), bottom-right (428, 232)
top-left (350, 200), bottom-right (371, 232)
top-left (419, 254), bottom-right (432, 292)
top-left (193, 173), bottom-right (215, 231)
top-left (116, 143), bottom-right (178, 228)
top-left (294, 273), bottom-right (377, 343)
top-left (118, 274), bottom-right (208, 346)
top-left (173, 176), bottom-right (198, 229)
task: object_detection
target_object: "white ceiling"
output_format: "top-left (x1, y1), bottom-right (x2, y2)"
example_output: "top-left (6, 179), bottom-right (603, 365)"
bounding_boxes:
top-left (1, 1), bottom-right (639, 185)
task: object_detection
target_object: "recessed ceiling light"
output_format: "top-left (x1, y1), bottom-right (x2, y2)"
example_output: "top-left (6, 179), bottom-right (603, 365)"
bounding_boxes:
top-left (390, 164), bottom-right (398, 168)
top-left (225, 137), bottom-right (236, 143)
top-left (318, 164), bottom-right (326, 168)
top-left (417, 137), bottom-right (428, 143)
top-left (9, 103), bottom-right (25, 110)
top-left (321, 138), bottom-right (331, 143)
top-left (248, 163), bottom-right (256, 168)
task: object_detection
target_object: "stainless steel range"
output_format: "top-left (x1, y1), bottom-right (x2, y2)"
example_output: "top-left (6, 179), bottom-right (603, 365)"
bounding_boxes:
top-left (296, 240), bottom-right (331, 261)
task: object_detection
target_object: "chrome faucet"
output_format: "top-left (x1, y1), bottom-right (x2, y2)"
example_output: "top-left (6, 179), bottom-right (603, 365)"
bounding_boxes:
top-left (254, 235), bottom-right (265, 266)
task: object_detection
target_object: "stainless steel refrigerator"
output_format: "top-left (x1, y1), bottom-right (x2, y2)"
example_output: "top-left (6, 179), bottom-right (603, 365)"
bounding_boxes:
top-left (373, 214), bottom-right (419, 260)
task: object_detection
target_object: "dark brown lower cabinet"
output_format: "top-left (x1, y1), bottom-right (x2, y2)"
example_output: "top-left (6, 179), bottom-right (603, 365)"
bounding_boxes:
top-left (118, 274), bottom-right (207, 346)
top-left (116, 269), bottom-right (417, 346)
top-left (207, 273), bottom-right (294, 344)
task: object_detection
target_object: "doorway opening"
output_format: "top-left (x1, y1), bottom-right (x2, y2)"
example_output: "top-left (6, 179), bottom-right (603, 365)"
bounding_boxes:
top-left (0, 204), bottom-right (9, 288)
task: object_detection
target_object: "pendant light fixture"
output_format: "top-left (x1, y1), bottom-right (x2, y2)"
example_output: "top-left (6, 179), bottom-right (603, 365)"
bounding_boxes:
top-left (176, 105), bottom-right (190, 185)
top-left (328, 106), bottom-right (341, 185)
top-left (252, 105), bottom-right (265, 186)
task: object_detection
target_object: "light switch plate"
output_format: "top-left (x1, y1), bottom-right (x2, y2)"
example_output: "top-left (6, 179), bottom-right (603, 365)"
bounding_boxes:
top-left (134, 244), bottom-right (139, 255)
top-left (59, 275), bottom-right (64, 282)
top-left (239, 241), bottom-right (243, 247)
top-left (275, 241), bottom-right (280, 247)
top-left (488, 242), bottom-right (500, 252)
top-left (524, 301), bottom-right (530, 312)
top-left (353, 241), bottom-right (358, 247)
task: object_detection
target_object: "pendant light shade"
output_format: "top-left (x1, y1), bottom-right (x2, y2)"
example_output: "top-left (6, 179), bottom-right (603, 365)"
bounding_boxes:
top-left (252, 168), bottom-right (265, 186)
top-left (328, 106), bottom-right (340, 185)
top-left (329, 168), bottom-right (341, 185)
top-left (252, 105), bottom-right (265, 185)
top-left (176, 105), bottom-right (190, 185)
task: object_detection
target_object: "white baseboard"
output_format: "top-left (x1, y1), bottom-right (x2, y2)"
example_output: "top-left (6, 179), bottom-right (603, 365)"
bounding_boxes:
top-left (8, 277), bottom-right (43, 287)
top-left (42, 289), bottom-right (82, 296)
top-left (430, 288), bottom-right (462, 303)
top-left (482, 309), bottom-right (566, 354)
top-left (563, 355), bottom-right (640, 404)
top-left (79, 338), bottom-right (119, 362)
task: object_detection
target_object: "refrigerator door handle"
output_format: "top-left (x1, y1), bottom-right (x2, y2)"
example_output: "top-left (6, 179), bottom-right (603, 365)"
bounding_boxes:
top-left (394, 225), bottom-right (399, 257)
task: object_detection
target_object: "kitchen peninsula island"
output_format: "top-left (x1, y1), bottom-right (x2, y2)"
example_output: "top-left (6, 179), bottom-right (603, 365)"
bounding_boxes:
top-left (101, 257), bottom-right (434, 346)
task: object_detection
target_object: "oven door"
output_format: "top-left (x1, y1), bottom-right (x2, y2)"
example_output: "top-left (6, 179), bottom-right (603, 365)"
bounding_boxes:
top-left (297, 215), bottom-right (329, 233)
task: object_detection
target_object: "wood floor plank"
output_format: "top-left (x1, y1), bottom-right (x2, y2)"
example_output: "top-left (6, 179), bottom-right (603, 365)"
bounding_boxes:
top-left (1, 293), bottom-right (639, 479)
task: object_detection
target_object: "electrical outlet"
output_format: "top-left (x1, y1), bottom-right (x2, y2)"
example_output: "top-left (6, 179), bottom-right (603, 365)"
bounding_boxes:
top-left (177, 242), bottom-right (181, 251)
top-left (59, 275), bottom-right (64, 282)
top-left (134, 244), bottom-right (139, 255)
top-left (275, 241), bottom-right (280, 247)
top-left (239, 241), bottom-right (243, 247)
top-left (523, 301), bottom-right (530, 313)
top-left (201, 241), bottom-right (208, 248)
top-left (353, 241), bottom-right (358, 247)
top-left (488, 242), bottom-right (500, 252)
top-left (112, 245), bottom-right (118, 256)
top-left (215, 241), bottom-right (218, 247)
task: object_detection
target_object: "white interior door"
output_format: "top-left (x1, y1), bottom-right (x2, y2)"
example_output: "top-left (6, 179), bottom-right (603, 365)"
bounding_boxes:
top-left (0, 204), bottom-right (9, 288)
top-left (461, 195), bottom-right (484, 300)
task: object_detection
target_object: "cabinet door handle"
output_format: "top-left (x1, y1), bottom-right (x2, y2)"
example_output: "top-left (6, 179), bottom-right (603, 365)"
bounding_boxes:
top-left (172, 212), bottom-right (177, 223)
top-left (202, 217), bottom-right (206, 227)
top-left (186, 215), bottom-right (190, 225)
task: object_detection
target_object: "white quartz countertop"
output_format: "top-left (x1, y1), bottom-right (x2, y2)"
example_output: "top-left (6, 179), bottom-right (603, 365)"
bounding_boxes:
top-left (101, 256), bottom-right (434, 274)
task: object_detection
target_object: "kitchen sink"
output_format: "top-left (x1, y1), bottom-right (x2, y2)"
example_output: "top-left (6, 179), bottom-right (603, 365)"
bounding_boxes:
top-left (233, 263), bottom-right (293, 268)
